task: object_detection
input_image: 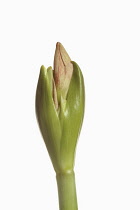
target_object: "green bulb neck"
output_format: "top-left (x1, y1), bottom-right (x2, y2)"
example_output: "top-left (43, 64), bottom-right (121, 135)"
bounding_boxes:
top-left (56, 170), bottom-right (78, 210)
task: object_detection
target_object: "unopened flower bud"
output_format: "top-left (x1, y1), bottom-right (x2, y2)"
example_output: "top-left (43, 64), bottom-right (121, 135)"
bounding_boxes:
top-left (53, 42), bottom-right (73, 105)
top-left (35, 43), bottom-right (85, 173)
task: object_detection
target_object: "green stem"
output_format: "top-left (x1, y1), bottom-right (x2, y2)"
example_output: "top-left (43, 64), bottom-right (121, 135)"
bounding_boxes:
top-left (56, 170), bottom-right (78, 210)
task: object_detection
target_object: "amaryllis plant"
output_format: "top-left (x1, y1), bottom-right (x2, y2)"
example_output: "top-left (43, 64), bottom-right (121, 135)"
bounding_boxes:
top-left (36, 42), bottom-right (85, 210)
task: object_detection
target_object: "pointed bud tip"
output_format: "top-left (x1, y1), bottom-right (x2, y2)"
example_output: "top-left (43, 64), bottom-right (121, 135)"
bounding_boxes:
top-left (56, 42), bottom-right (63, 48)
top-left (55, 42), bottom-right (62, 53)
top-left (56, 42), bottom-right (61, 47)
top-left (55, 42), bottom-right (71, 62)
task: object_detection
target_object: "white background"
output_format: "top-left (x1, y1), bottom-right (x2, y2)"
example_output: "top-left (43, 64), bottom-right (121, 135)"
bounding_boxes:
top-left (0, 0), bottom-right (140, 209)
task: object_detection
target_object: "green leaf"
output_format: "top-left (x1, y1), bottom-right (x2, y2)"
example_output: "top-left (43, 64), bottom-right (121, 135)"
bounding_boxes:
top-left (36, 65), bottom-right (61, 171)
top-left (59, 61), bottom-right (85, 171)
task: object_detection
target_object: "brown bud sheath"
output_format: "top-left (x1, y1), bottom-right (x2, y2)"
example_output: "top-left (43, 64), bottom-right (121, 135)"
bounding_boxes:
top-left (53, 42), bottom-right (73, 104)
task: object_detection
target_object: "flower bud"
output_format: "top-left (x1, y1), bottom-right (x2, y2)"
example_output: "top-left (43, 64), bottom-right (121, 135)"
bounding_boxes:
top-left (53, 42), bottom-right (73, 105)
top-left (35, 43), bottom-right (85, 173)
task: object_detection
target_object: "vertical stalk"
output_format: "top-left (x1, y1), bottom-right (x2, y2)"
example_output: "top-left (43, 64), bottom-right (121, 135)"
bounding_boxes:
top-left (56, 170), bottom-right (78, 210)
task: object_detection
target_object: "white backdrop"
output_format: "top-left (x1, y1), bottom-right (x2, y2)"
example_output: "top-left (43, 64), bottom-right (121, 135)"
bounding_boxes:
top-left (0, 0), bottom-right (140, 209)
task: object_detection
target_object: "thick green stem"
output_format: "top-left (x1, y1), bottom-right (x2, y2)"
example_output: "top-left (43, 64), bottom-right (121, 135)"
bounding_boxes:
top-left (56, 170), bottom-right (78, 210)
